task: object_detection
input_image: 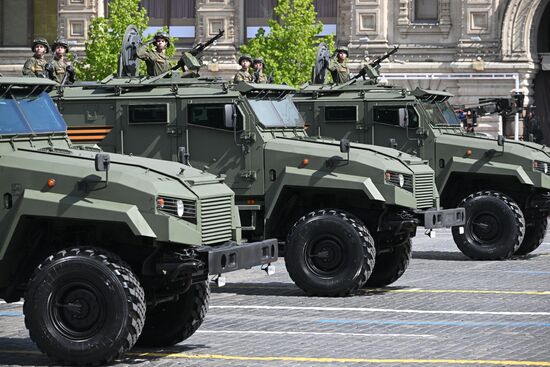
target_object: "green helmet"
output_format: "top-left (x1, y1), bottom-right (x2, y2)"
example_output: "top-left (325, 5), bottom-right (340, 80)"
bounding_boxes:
top-left (238, 54), bottom-right (252, 65)
top-left (53, 38), bottom-right (69, 52)
top-left (253, 57), bottom-right (265, 65)
top-left (336, 46), bottom-right (349, 56)
top-left (31, 37), bottom-right (50, 53)
top-left (153, 31), bottom-right (171, 47)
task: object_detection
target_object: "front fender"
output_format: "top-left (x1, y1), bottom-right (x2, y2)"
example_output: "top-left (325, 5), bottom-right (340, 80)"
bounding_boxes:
top-left (437, 157), bottom-right (534, 190)
top-left (0, 189), bottom-right (156, 260)
top-left (264, 166), bottom-right (385, 219)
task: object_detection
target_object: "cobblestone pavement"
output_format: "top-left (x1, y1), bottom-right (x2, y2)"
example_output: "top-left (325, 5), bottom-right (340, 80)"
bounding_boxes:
top-left (1, 228), bottom-right (550, 366)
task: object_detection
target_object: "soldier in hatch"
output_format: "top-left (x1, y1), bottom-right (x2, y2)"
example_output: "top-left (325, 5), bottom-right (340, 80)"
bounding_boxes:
top-left (48, 38), bottom-right (75, 85)
top-left (137, 31), bottom-right (171, 77)
top-left (22, 38), bottom-right (50, 78)
top-left (234, 54), bottom-right (253, 83)
top-left (252, 57), bottom-right (268, 83)
top-left (327, 46), bottom-right (350, 84)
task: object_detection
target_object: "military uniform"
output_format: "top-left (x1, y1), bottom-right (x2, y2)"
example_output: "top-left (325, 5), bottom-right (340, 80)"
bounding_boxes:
top-left (49, 39), bottom-right (75, 84)
top-left (252, 57), bottom-right (268, 83)
top-left (234, 54), bottom-right (253, 83)
top-left (137, 32), bottom-right (171, 77)
top-left (22, 57), bottom-right (48, 78)
top-left (22, 37), bottom-right (50, 78)
top-left (327, 46), bottom-right (350, 84)
top-left (234, 70), bottom-right (253, 82)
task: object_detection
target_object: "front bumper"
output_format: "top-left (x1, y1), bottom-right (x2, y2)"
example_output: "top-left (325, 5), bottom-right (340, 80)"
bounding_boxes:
top-left (416, 207), bottom-right (465, 229)
top-left (197, 239), bottom-right (278, 275)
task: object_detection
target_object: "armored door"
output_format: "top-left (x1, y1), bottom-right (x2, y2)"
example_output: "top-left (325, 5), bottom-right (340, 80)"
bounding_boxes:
top-left (367, 102), bottom-right (421, 155)
top-left (116, 99), bottom-right (178, 161)
top-left (182, 99), bottom-right (261, 194)
top-left (313, 101), bottom-right (366, 143)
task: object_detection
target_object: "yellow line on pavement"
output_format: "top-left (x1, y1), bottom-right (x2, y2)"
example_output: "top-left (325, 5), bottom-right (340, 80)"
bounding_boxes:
top-left (1, 349), bottom-right (549, 366)
top-left (130, 352), bottom-right (550, 366)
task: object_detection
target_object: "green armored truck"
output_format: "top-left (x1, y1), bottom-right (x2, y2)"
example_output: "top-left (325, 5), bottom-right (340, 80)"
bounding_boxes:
top-left (53, 72), bottom-right (464, 297)
top-left (0, 77), bottom-right (277, 365)
top-left (294, 55), bottom-right (550, 260)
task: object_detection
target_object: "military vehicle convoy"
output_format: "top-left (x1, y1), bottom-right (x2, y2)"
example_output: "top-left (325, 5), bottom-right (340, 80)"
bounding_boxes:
top-left (0, 77), bottom-right (277, 365)
top-left (53, 68), bottom-right (465, 297)
top-left (294, 53), bottom-right (550, 260)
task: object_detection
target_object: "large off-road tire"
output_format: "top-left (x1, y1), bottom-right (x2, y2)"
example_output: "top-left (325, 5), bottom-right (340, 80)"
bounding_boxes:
top-left (285, 209), bottom-right (376, 296)
top-left (136, 281), bottom-right (210, 347)
top-left (515, 217), bottom-right (548, 255)
top-left (452, 191), bottom-right (525, 260)
top-left (365, 238), bottom-right (412, 287)
top-left (24, 248), bottom-right (145, 366)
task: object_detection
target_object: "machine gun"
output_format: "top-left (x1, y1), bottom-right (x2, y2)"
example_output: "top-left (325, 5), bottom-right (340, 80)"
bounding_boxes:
top-left (352, 46), bottom-right (399, 81)
top-left (174, 29), bottom-right (225, 73)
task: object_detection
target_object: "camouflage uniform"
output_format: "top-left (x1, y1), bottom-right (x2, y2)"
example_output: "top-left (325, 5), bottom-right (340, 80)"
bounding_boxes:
top-left (49, 39), bottom-right (75, 84)
top-left (328, 46), bottom-right (350, 84)
top-left (22, 38), bottom-right (50, 78)
top-left (137, 32), bottom-right (171, 77)
top-left (234, 54), bottom-right (253, 83)
top-left (253, 57), bottom-right (268, 83)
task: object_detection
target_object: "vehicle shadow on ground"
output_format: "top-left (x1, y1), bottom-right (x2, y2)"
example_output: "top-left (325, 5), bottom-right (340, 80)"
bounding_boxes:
top-left (412, 250), bottom-right (548, 261)
top-left (0, 337), bottom-right (54, 366)
top-left (211, 282), bottom-right (411, 298)
top-left (412, 250), bottom-right (471, 261)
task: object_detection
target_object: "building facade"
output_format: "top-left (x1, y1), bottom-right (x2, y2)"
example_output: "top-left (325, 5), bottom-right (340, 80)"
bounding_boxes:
top-left (1, 0), bottom-right (549, 136)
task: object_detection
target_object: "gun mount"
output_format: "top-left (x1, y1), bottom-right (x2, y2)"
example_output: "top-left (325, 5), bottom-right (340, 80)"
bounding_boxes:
top-left (175, 29), bottom-right (225, 74)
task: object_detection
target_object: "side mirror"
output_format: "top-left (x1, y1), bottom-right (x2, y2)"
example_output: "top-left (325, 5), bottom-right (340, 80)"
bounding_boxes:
top-left (398, 108), bottom-right (409, 128)
top-left (340, 138), bottom-right (350, 153)
top-left (224, 104), bottom-right (237, 129)
top-left (95, 153), bottom-right (111, 172)
top-left (497, 135), bottom-right (505, 146)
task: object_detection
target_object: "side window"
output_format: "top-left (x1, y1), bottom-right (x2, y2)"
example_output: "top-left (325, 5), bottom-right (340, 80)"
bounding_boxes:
top-left (373, 106), bottom-right (419, 128)
top-left (188, 104), bottom-right (243, 131)
top-left (324, 106), bottom-right (357, 122)
top-left (128, 104), bottom-right (168, 124)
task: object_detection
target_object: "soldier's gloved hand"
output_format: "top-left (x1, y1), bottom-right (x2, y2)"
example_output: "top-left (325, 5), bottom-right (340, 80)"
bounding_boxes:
top-left (66, 64), bottom-right (75, 75)
top-left (44, 63), bottom-right (54, 79)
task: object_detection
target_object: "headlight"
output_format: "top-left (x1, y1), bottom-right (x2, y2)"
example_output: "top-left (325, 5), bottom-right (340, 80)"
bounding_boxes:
top-left (385, 171), bottom-right (413, 192)
top-left (157, 196), bottom-right (196, 222)
top-left (533, 160), bottom-right (550, 175)
top-left (176, 199), bottom-right (185, 217)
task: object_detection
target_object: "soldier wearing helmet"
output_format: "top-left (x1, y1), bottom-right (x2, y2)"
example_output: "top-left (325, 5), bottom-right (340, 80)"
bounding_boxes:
top-left (22, 37), bottom-right (50, 78)
top-left (252, 57), bottom-right (268, 84)
top-left (327, 45), bottom-right (350, 84)
top-left (48, 38), bottom-right (75, 85)
top-left (137, 31), bottom-right (171, 76)
top-left (233, 54), bottom-right (253, 83)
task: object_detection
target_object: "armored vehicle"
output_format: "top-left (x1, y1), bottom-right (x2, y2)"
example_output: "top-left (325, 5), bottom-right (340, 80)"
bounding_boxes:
top-left (53, 70), bottom-right (465, 297)
top-left (294, 59), bottom-right (550, 260)
top-left (0, 77), bottom-right (277, 365)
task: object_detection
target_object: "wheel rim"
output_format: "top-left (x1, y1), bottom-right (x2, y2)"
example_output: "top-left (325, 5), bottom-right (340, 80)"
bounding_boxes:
top-left (304, 234), bottom-right (345, 276)
top-left (470, 211), bottom-right (501, 245)
top-left (49, 281), bottom-right (107, 340)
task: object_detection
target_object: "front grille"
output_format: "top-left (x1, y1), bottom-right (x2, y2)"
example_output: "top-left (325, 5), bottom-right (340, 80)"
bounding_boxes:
top-left (200, 195), bottom-right (233, 245)
top-left (414, 173), bottom-right (435, 209)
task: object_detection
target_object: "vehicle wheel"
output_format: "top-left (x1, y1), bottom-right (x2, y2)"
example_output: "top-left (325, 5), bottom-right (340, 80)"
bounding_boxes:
top-left (452, 191), bottom-right (525, 260)
top-left (23, 247), bottom-right (145, 365)
top-left (136, 281), bottom-right (210, 347)
top-left (285, 209), bottom-right (376, 296)
top-left (515, 217), bottom-right (548, 255)
top-left (365, 238), bottom-right (412, 287)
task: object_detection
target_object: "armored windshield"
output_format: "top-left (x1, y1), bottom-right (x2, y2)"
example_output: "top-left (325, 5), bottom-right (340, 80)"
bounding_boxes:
top-left (0, 91), bottom-right (66, 135)
top-left (248, 95), bottom-right (305, 128)
top-left (422, 101), bottom-right (461, 126)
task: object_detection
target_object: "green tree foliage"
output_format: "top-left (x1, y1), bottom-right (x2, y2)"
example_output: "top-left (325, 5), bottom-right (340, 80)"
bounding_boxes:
top-left (240, 0), bottom-right (334, 87)
top-left (77, 0), bottom-right (176, 80)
